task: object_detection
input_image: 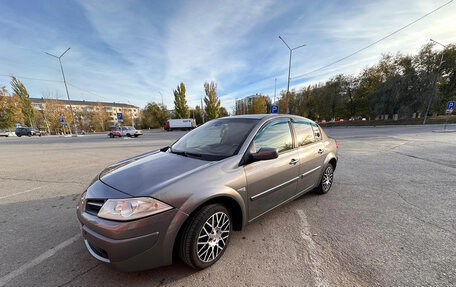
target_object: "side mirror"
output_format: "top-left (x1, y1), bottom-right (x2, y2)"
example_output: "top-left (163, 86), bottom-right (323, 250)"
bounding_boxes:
top-left (250, 147), bottom-right (279, 161)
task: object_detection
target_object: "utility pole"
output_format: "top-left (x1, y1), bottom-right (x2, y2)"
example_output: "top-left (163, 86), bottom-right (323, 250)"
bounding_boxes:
top-left (278, 36), bottom-right (306, 114)
top-left (158, 91), bottom-right (164, 106)
top-left (423, 39), bottom-right (447, 125)
top-left (274, 78), bottom-right (277, 103)
top-left (45, 48), bottom-right (78, 136)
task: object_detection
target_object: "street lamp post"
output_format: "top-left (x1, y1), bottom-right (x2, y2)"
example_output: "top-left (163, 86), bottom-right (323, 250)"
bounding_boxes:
top-left (278, 36), bottom-right (306, 114)
top-left (423, 39), bottom-right (447, 125)
top-left (45, 48), bottom-right (78, 136)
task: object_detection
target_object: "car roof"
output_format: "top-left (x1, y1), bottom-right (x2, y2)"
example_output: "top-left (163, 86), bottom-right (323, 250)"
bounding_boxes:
top-left (226, 114), bottom-right (314, 122)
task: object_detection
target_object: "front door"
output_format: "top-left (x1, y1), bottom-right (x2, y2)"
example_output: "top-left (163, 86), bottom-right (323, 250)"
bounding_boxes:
top-left (244, 118), bottom-right (300, 221)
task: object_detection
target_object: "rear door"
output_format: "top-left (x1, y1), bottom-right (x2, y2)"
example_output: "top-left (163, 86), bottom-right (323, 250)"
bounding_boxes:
top-left (291, 119), bottom-right (326, 192)
top-left (244, 118), bottom-right (300, 221)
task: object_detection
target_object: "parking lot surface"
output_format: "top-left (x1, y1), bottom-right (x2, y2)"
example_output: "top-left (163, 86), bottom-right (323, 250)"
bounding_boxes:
top-left (1, 125), bottom-right (455, 286)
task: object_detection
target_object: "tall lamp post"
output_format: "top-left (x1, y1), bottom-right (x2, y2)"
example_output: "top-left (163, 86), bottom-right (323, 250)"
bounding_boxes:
top-left (45, 48), bottom-right (78, 136)
top-left (423, 39), bottom-right (447, 125)
top-left (278, 36), bottom-right (306, 114)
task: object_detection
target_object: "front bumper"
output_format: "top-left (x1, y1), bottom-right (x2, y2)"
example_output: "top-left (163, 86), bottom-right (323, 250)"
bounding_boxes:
top-left (77, 202), bottom-right (188, 272)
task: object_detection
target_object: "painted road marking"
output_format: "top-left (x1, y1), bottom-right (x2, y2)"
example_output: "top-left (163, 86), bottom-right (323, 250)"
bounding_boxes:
top-left (0, 234), bottom-right (81, 287)
top-left (296, 209), bottom-right (329, 287)
top-left (0, 186), bottom-right (44, 200)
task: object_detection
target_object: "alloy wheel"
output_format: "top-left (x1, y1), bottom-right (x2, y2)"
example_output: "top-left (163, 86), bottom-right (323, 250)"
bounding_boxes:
top-left (196, 212), bottom-right (230, 263)
top-left (322, 166), bottom-right (334, 192)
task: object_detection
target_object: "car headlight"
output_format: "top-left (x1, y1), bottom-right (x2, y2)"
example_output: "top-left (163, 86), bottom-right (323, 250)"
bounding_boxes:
top-left (97, 197), bottom-right (173, 221)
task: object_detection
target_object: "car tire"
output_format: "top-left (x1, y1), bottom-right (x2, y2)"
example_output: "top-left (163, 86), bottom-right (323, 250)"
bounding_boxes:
top-left (27, 132), bottom-right (32, 137)
top-left (315, 163), bottom-right (334, 194)
top-left (109, 134), bottom-right (114, 138)
top-left (178, 204), bottom-right (232, 269)
top-left (134, 134), bottom-right (138, 137)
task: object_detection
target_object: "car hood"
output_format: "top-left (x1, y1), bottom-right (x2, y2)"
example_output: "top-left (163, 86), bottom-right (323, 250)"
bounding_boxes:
top-left (99, 151), bottom-right (212, 197)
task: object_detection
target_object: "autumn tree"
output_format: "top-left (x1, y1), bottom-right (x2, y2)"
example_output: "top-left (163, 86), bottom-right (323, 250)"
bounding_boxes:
top-left (248, 95), bottom-right (268, 114)
top-left (10, 76), bottom-right (35, 127)
top-left (173, 82), bottom-right (189, 119)
top-left (92, 102), bottom-right (110, 131)
top-left (42, 99), bottom-right (73, 133)
top-left (0, 86), bottom-right (23, 129)
top-left (204, 81), bottom-right (220, 120)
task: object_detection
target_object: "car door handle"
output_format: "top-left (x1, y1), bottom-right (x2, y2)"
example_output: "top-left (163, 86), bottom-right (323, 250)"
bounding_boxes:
top-left (289, 159), bottom-right (298, 165)
top-left (318, 149), bottom-right (324, 154)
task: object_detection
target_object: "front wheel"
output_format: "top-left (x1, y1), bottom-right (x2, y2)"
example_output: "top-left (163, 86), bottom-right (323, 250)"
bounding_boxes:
top-left (178, 204), bottom-right (232, 269)
top-left (315, 164), bottom-right (334, 194)
top-left (109, 134), bottom-right (114, 138)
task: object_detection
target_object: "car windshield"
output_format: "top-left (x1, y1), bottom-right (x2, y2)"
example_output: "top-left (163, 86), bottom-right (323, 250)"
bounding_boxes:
top-left (171, 118), bottom-right (259, 161)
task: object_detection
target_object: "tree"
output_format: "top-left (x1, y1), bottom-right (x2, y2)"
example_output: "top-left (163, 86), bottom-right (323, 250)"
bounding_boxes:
top-left (10, 76), bottom-right (35, 127)
top-left (219, 107), bottom-right (229, 117)
top-left (173, 82), bottom-right (190, 119)
top-left (194, 105), bottom-right (203, 125)
top-left (0, 86), bottom-right (23, 129)
top-left (42, 98), bottom-right (73, 134)
top-left (204, 81), bottom-right (221, 120)
top-left (92, 102), bottom-right (110, 131)
top-left (141, 102), bottom-right (168, 128)
top-left (248, 95), bottom-right (268, 114)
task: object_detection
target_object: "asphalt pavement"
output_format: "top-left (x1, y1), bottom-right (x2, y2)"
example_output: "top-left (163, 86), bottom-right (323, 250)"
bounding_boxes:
top-left (0, 125), bottom-right (455, 286)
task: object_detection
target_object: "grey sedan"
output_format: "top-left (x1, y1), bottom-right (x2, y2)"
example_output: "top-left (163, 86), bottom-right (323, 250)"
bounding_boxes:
top-left (77, 114), bottom-right (338, 271)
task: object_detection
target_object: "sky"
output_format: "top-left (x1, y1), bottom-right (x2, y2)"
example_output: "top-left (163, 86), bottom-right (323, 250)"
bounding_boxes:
top-left (0, 0), bottom-right (455, 111)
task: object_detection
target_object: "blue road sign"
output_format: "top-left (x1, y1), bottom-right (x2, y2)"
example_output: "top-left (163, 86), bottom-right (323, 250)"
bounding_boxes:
top-left (60, 117), bottom-right (64, 123)
top-left (270, 105), bottom-right (279, 114)
top-left (446, 101), bottom-right (455, 114)
top-left (64, 122), bottom-right (68, 127)
top-left (117, 113), bottom-right (123, 122)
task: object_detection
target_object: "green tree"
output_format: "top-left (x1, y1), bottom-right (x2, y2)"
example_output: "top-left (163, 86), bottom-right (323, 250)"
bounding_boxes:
top-left (141, 102), bottom-right (168, 128)
top-left (219, 106), bottom-right (229, 117)
top-left (10, 76), bottom-right (34, 127)
top-left (173, 82), bottom-right (189, 118)
top-left (194, 105), bottom-right (203, 124)
top-left (204, 81), bottom-right (221, 120)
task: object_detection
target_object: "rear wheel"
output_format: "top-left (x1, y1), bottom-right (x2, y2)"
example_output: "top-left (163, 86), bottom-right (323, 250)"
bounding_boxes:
top-left (179, 204), bottom-right (232, 269)
top-left (27, 132), bottom-right (32, 137)
top-left (315, 164), bottom-right (334, 194)
top-left (109, 134), bottom-right (114, 138)
top-left (134, 134), bottom-right (138, 137)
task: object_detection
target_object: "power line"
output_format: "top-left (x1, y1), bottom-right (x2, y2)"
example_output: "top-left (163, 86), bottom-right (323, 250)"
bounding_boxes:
top-left (0, 74), bottom-right (62, 83)
top-left (291, 0), bottom-right (454, 80)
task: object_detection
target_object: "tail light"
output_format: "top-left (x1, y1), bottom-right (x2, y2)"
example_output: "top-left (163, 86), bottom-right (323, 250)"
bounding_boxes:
top-left (335, 139), bottom-right (338, 149)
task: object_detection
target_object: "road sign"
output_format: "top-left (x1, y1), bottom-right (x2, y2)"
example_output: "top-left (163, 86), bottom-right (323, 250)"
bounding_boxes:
top-left (270, 105), bottom-right (279, 114)
top-left (446, 101), bottom-right (455, 114)
top-left (60, 117), bottom-right (64, 124)
top-left (117, 113), bottom-right (123, 122)
top-left (64, 122), bottom-right (68, 127)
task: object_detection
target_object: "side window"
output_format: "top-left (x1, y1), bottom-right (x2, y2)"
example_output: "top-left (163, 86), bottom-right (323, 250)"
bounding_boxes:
top-left (253, 119), bottom-right (293, 153)
top-left (292, 120), bottom-right (315, 146)
top-left (311, 123), bottom-right (322, 141)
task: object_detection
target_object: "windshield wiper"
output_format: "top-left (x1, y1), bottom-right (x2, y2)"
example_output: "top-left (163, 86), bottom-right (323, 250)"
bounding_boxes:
top-left (170, 148), bottom-right (202, 158)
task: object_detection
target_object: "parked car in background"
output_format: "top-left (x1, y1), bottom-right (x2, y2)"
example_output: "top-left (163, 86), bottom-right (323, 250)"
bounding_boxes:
top-left (108, 126), bottom-right (142, 138)
top-left (164, 119), bottom-right (196, 131)
top-left (77, 114), bottom-right (338, 272)
top-left (15, 127), bottom-right (42, 137)
top-left (0, 129), bottom-right (15, 137)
